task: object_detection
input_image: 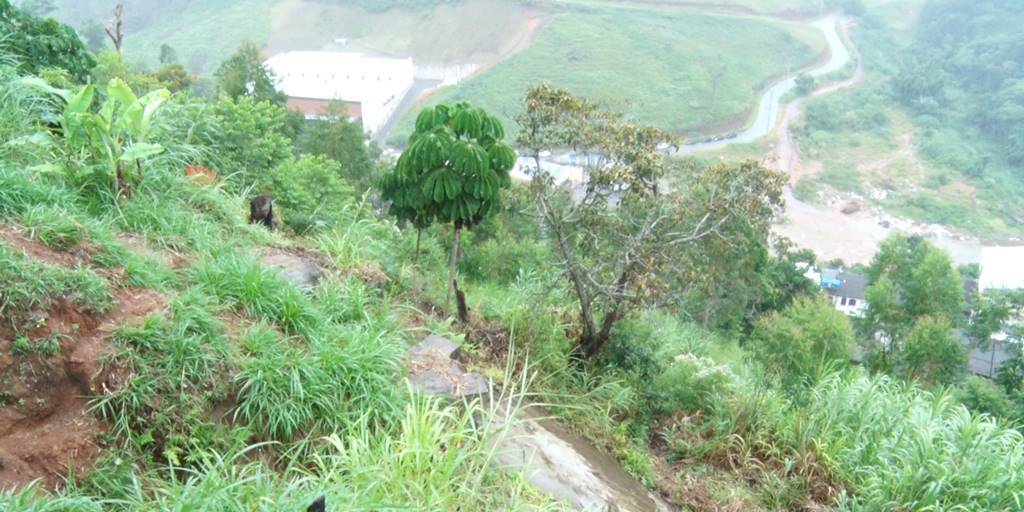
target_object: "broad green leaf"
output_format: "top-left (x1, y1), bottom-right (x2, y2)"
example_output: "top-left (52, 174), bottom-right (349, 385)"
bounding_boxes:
top-left (4, 132), bottom-right (52, 148)
top-left (140, 89), bottom-right (171, 135)
top-left (120, 102), bottom-right (145, 137)
top-left (28, 163), bottom-right (67, 176)
top-left (106, 78), bottom-right (138, 108)
top-left (120, 142), bottom-right (165, 161)
top-left (18, 76), bottom-right (70, 102)
top-left (64, 84), bottom-right (94, 116)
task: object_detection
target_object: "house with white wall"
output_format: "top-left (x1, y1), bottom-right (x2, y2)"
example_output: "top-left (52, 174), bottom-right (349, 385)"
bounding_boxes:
top-left (817, 268), bottom-right (868, 318)
top-left (264, 51), bottom-right (414, 135)
top-left (979, 246), bottom-right (1024, 292)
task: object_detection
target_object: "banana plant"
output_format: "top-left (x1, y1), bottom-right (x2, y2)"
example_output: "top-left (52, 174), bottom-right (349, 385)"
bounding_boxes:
top-left (60, 78), bottom-right (170, 199)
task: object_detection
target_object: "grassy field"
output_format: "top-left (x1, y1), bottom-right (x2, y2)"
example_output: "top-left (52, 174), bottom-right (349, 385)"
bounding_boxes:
top-left (53, 0), bottom-right (535, 73)
top-left (389, 2), bottom-right (826, 143)
top-left (593, 0), bottom-right (823, 15)
top-left (267, 0), bottom-right (538, 63)
top-left (53, 0), bottom-right (826, 139)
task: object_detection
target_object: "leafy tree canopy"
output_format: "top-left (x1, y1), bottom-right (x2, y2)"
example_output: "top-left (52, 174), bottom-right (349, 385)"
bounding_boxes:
top-left (0, 0), bottom-right (96, 81)
top-left (518, 84), bottom-right (785, 359)
top-left (896, 315), bottom-right (966, 386)
top-left (297, 101), bottom-right (380, 193)
top-left (215, 41), bottom-right (285, 105)
top-left (381, 101), bottom-right (515, 230)
top-left (380, 100), bottom-right (515, 308)
top-left (865, 234), bottom-right (963, 341)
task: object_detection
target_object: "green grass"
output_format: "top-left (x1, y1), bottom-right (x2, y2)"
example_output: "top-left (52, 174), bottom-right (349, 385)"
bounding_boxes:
top-left (93, 290), bottom-right (241, 459)
top-left (608, 0), bottom-right (822, 15)
top-left (389, 2), bottom-right (825, 143)
top-left (267, 0), bottom-right (535, 63)
top-left (7, 397), bottom-right (564, 511)
top-left (54, 0), bottom-right (534, 73)
top-left (0, 242), bottom-right (113, 322)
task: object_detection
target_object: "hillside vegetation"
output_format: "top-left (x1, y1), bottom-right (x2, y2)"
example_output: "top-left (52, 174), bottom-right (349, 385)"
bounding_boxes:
top-left (792, 0), bottom-right (1024, 237)
top-left (389, 2), bottom-right (826, 142)
top-left (5, 2), bottom-right (1024, 511)
top-left (52, 0), bottom-right (825, 139)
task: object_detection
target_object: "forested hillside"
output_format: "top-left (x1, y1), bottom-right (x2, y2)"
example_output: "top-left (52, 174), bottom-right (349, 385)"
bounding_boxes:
top-left (895, 0), bottom-right (1024, 165)
top-left (791, 0), bottom-right (1024, 236)
top-left (4, 1), bottom-right (1024, 511)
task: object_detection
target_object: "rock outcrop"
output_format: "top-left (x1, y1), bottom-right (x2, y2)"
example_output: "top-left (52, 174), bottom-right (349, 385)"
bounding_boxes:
top-left (405, 334), bottom-right (675, 512)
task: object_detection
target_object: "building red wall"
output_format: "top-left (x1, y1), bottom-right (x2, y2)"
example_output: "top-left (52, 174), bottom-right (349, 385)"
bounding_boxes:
top-left (285, 97), bottom-right (362, 121)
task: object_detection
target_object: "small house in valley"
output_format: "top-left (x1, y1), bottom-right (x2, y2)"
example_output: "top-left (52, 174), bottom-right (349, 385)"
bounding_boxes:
top-left (819, 268), bottom-right (868, 318)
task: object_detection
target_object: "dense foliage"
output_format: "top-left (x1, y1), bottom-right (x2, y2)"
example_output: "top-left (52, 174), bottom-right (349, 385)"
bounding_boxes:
top-left (4, 3), bottom-right (1024, 511)
top-left (750, 296), bottom-right (853, 390)
top-left (895, 0), bottom-right (1024, 164)
top-left (0, 0), bottom-right (95, 80)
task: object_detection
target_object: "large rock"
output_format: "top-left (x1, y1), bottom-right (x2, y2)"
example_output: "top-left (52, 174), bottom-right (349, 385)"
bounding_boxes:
top-left (261, 250), bottom-right (323, 289)
top-left (494, 406), bottom-right (675, 512)
top-left (406, 335), bottom-right (489, 399)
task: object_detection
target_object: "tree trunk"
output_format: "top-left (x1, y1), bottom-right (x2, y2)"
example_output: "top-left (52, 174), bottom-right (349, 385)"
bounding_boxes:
top-left (105, 3), bottom-right (125, 54)
top-left (572, 270), bottom-right (631, 361)
top-left (115, 161), bottom-right (130, 200)
top-left (991, 340), bottom-right (999, 377)
top-left (702, 279), bottom-right (717, 330)
top-left (447, 225), bottom-right (462, 307)
top-left (454, 279), bottom-right (470, 324)
top-left (541, 196), bottom-right (597, 344)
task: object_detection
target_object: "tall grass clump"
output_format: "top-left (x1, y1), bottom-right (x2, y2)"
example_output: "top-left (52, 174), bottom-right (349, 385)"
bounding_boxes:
top-left (193, 251), bottom-right (322, 336)
top-left (112, 174), bottom-right (269, 254)
top-left (234, 322), bottom-right (405, 453)
top-left (793, 372), bottom-right (1024, 510)
top-left (0, 243), bottom-right (113, 322)
top-left (5, 396), bottom-right (563, 511)
top-left (316, 197), bottom-right (401, 272)
top-left (93, 290), bottom-right (241, 464)
top-left (301, 393), bottom-right (563, 511)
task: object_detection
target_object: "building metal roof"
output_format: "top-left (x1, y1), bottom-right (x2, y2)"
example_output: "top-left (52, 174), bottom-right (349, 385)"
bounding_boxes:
top-left (264, 51), bottom-right (413, 104)
top-left (821, 269), bottom-right (868, 300)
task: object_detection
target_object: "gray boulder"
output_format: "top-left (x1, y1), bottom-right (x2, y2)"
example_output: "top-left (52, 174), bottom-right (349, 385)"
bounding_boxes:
top-left (406, 335), bottom-right (489, 399)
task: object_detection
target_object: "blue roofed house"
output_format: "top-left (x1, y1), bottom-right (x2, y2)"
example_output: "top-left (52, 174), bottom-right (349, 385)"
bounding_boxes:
top-left (817, 268), bottom-right (868, 318)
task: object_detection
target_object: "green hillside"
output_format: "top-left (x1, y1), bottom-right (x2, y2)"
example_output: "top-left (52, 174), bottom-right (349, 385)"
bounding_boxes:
top-left (52, 0), bottom-right (823, 139)
top-left (389, 2), bottom-right (826, 143)
top-left (7, 2), bottom-right (1024, 511)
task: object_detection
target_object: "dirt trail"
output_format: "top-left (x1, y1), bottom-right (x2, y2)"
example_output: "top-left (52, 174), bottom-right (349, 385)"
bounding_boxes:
top-left (765, 19), bottom-right (983, 265)
top-left (0, 230), bottom-right (166, 491)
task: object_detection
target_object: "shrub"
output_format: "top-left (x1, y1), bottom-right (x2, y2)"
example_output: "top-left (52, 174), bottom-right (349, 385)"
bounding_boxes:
top-left (652, 353), bottom-right (735, 415)
top-left (266, 155), bottom-right (355, 233)
top-left (749, 296), bottom-right (853, 390)
top-left (956, 375), bottom-right (1014, 420)
top-left (895, 315), bottom-right (966, 386)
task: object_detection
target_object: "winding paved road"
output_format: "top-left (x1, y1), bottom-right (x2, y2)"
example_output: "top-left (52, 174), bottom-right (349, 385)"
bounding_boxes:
top-left (679, 14), bottom-right (849, 153)
top-left (514, 11), bottom-right (984, 265)
top-left (763, 17), bottom-right (982, 265)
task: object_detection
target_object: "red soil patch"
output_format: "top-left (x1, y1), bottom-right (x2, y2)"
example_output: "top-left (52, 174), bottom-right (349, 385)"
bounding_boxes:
top-left (0, 226), bottom-right (92, 269)
top-left (0, 232), bottom-right (167, 491)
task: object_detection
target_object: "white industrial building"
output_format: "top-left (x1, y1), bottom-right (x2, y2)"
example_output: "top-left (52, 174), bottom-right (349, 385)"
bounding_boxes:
top-left (264, 51), bottom-right (414, 135)
top-left (979, 246), bottom-right (1024, 292)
